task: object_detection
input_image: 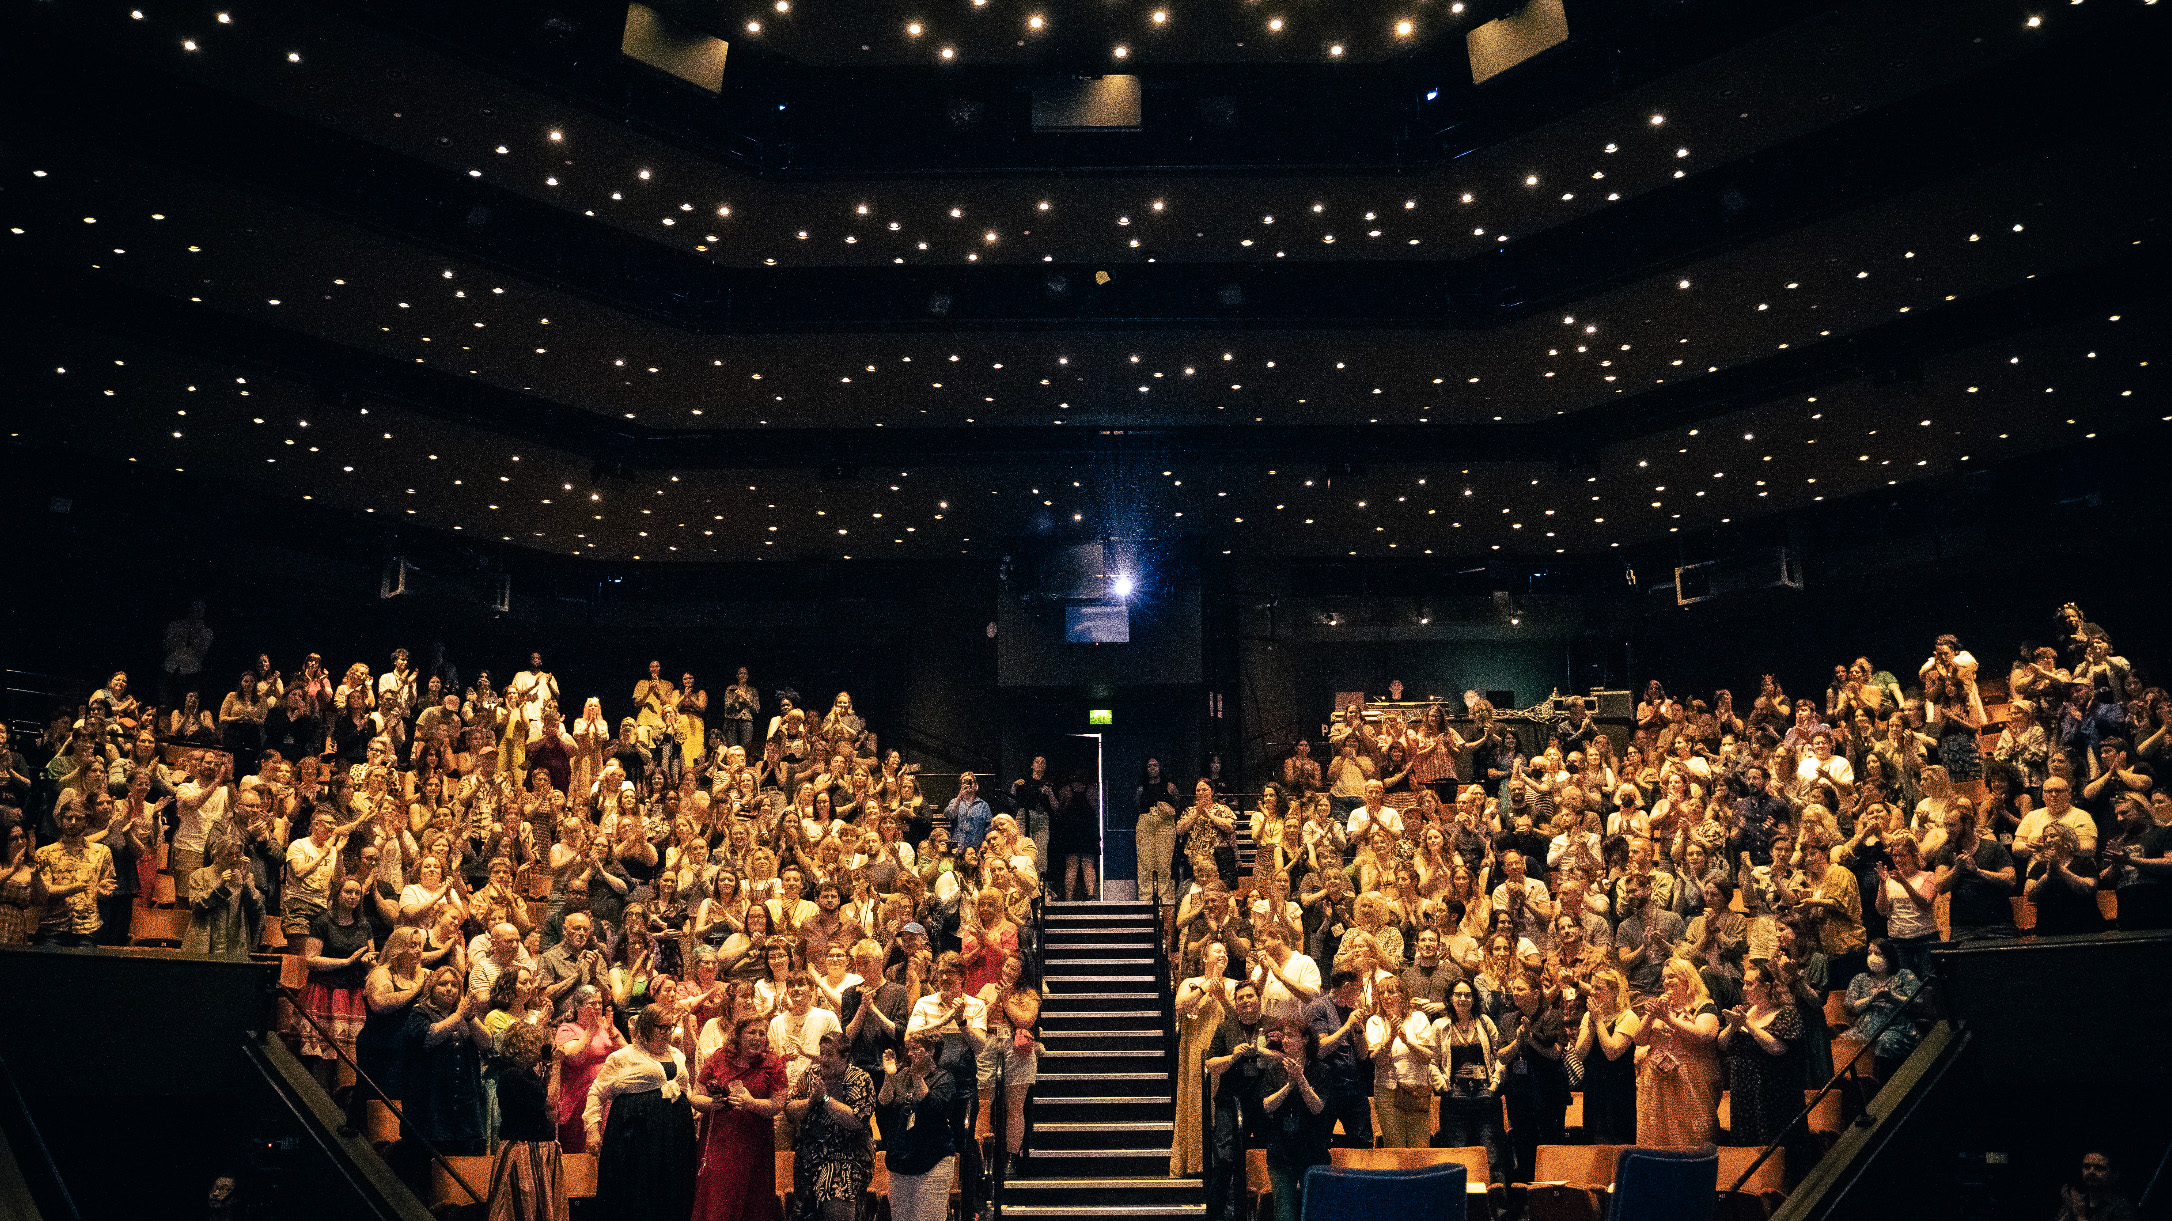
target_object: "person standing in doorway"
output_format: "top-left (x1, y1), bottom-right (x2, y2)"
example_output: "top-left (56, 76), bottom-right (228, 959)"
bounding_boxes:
top-left (1137, 759), bottom-right (1180, 912)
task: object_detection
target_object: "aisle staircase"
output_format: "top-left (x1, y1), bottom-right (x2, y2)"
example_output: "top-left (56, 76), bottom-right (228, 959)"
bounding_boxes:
top-left (1007, 900), bottom-right (1202, 1221)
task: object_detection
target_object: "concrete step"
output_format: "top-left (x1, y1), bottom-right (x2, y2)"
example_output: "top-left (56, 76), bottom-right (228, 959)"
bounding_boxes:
top-left (1018, 1150), bottom-right (1173, 1178)
top-left (999, 1199), bottom-right (1207, 1207)
top-left (1032, 1095), bottom-right (1176, 1124)
top-left (1041, 990), bottom-right (1160, 1004)
top-left (1037, 1009), bottom-right (1162, 1028)
top-left (1033, 1120), bottom-right (1176, 1151)
top-left (1004, 1178), bottom-right (1205, 1208)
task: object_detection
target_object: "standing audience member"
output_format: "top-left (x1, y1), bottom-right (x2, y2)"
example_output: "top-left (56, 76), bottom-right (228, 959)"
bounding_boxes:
top-left (488, 1023), bottom-right (569, 1221)
top-left (691, 1016), bottom-right (787, 1221)
top-left (878, 1034), bottom-right (959, 1221)
top-left (785, 1032), bottom-right (877, 1221)
top-left (1625, 959), bottom-right (1723, 1149)
top-left (1258, 1019), bottom-right (1332, 1221)
top-left (587, 1006), bottom-right (699, 1221)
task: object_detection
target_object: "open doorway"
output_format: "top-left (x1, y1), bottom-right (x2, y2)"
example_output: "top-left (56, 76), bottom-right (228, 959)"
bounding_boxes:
top-left (1039, 733), bottom-right (1103, 902)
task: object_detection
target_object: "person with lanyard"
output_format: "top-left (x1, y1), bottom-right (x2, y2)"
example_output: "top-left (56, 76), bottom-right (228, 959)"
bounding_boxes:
top-left (907, 952), bottom-right (991, 1217)
top-left (690, 1015), bottom-right (787, 1221)
top-left (1298, 970), bottom-right (1372, 1149)
top-left (944, 772), bottom-right (993, 852)
top-left (785, 1032), bottom-right (878, 1221)
top-left (1202, 979), bottom-right (1271, 1221)
top-left (1257, 1019), bottom-right (1333, 1221)
top-left (878, 1033), bottom-right (960, 1221)
top-left (34, 796), bottom-right (116, 949)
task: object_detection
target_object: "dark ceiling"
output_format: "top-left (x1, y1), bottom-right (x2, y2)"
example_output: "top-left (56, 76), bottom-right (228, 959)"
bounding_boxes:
top-left (3, 0), bottom-right (2167, 564)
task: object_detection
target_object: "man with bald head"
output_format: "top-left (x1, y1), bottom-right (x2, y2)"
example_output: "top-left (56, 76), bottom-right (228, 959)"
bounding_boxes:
top-left (468, 920), bottom-right (536, 993)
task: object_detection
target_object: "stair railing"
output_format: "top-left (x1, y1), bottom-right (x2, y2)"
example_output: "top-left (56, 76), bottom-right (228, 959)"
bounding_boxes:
top-left (276, 983), bottom-right (486, 1209)
top-left (1727, 977), bottom-right (1925, 1196)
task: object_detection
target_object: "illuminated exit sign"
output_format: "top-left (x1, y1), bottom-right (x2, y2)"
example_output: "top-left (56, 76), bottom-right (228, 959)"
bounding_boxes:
top-left (1088, 709), bottom-right (1113, 726)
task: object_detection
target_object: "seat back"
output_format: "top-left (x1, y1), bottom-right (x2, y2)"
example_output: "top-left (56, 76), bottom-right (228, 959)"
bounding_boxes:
top-left (1610, 1145), bottom-right (1719, 1221)
top-left (1534, 1144), bottom-right (1631, 1188)
top-left (1713, 1146), bottom-right (1783, 1197)
top-left (1300, 1162), bottom-right (1467, 1221)
top-left (1331, 1147), bottom-right (1461, 1173)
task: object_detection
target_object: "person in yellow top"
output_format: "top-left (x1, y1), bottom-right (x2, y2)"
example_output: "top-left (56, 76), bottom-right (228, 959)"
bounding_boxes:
top-left (1797, 841), bottom-right (1868, 980)
top-left (676, 672), bottom-right (707, 769)
top-left (633, 660), bottom-right (675, 744)
top-left (36, 797), bottom-right (117, 948)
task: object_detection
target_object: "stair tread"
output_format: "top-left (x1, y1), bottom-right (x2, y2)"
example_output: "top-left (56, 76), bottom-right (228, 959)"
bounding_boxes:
top-left (1002, 1209), bottom-right (1204, 1217)
top-left (1037, 1122), bottom-right (1176, 1132)
top-left (1010, 1179), bottom-right (1204, 1190)
top-left (1037, 1096), bottom-right (1174, 1104)
top-left (1029, 1149), bottom-right (1177, 1158)
top-left (999, 1199), bottom-right (1207, 1207)
top-left (1039, 1071), bottom-right (1168, 1081)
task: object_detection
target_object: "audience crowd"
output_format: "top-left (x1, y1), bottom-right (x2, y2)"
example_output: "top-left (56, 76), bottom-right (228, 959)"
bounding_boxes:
top-left (0, 650), bottom-right (1048, 1221)
top-left (1159, 602), bottom-right (2171, 1218)
top-left (3, 598), bottom-right (2164, 1221)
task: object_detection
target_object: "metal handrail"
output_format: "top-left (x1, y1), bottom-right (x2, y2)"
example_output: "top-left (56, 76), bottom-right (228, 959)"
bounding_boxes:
top-left (1724, 978), bottom-right (1925, 1196)
top-left (276, 983), bottom-right (487, 1207)
top-left (0, 1049), bottom-right (83, 1221)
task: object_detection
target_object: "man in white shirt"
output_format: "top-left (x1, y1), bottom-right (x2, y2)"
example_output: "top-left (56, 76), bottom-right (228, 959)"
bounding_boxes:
top-left (508, 653), bottom-right (559, 736)
top-left (1346, 780), bottom-right (1403, 839)
top-left (377, 649), bottom-right (420, 721)
top-left (1248, 920), bottom-right (1322, 1022)
top-left (171, 750), bottom-right (234, 883)
top-left (2014, 776), bottom-right (2100, 873)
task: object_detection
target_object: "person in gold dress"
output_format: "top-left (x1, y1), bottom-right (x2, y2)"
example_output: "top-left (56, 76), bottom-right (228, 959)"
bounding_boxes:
top-left (1171, 941), bottom-right (1232, 1177)
top-left (1623, 957), bottom-right (1723, 1148)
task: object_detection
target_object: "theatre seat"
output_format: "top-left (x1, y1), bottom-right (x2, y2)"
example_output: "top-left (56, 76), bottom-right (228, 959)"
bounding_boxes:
top-left (130, 903), bottom-right (186, 946)
top-left (1820, 992), bottom-right (1850, 1030)
top-left (1528, 1142), bottom-right (1626, 1221)
top-left (562, 1153), bottom-right (598, 1198)
top-left (1715, 1145), bottom-right (1784, 1200)
top-left (1301, 1161), bottom-right (1466, 1221)
top-left (425, 1156), bottom-right (495, 1209)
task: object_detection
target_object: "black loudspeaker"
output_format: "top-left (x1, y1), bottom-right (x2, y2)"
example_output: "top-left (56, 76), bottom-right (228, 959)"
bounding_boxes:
top-left (1484, 689), bottom-right (1515, 711)
top-left (1589, 689), bottom-right (1633, 720)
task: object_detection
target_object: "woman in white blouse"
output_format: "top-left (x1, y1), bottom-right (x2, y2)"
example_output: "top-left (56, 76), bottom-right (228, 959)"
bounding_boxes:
top-left (586, 1006), bottom-right (703, 1221)
top-left (1365, 975), bottom-right (1439, 1148)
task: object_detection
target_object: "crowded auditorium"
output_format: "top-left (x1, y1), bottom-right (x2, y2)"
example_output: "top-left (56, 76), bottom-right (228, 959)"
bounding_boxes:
top-left (3, 1), bottom-right (2170, 1220)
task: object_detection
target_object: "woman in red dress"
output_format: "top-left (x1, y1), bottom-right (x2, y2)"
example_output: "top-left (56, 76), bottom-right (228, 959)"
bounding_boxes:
top-left (692, 1015), bottom-right (788, 1221)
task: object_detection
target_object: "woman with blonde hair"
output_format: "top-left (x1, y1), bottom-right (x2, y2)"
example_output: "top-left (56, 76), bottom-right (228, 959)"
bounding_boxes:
top-left (1170, 940), bottom-right (1231, 1177)
top-left (1573, 966), bottom-right (1637, 1143)
top-left (1623, 958), bottom-right (1723, 1148)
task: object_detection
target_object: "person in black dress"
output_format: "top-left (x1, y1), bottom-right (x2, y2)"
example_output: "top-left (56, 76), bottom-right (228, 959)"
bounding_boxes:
top-left (1051, 775), bottom-right (1101, 901)
top-left (1573, 967), bottom-right (1638, 1143)
top-left (586, 1005), bottom-right (699, 1221)
top-left (403, 966), bottom-right (490, 1156)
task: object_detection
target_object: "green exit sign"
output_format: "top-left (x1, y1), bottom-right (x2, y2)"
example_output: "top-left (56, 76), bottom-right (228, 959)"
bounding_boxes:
top-left (1088, 709), bottom-right (1113, 725)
